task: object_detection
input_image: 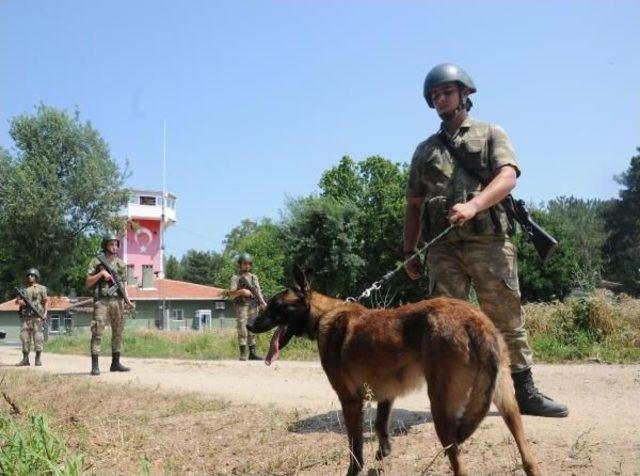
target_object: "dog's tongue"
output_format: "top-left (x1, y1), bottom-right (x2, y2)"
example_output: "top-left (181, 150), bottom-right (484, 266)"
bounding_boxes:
top-left (265, 325), bottom-right (287, 366)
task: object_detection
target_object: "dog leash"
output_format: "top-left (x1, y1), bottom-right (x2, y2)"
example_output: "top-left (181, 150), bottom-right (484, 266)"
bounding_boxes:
top-left (346, 224), bottom-right (456, 302)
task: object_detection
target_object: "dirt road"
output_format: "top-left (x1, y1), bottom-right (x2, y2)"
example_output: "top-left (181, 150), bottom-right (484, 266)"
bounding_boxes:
top-left (1, 345), bottom-right (639, 474)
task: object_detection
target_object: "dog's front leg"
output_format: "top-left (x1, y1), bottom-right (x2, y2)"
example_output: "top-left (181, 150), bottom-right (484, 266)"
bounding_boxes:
top-left (341, 397), bottom-right (364, 476)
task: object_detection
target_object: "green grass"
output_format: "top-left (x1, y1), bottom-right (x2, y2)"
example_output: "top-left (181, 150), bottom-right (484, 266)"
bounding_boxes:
top-left (47, 290), bottom-right (640, 364)
top-left (0, 412), bottom-right (84, 475)
top-left (46, 328), bottom-right (318, 361)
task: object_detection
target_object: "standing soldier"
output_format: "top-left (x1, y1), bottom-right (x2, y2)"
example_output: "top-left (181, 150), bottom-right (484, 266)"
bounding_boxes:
top-left (86, 233), bottom-right (134, 375)
top-left (403, 64), bottom-right (568, 417)
top-left (15, 268), bottom-right (48, 366)
top-left (229, 253), bottom-right (267, 361)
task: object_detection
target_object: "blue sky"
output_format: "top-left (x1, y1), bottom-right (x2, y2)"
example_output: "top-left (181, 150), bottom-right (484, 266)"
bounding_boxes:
top-left (1, 1), bottom-right (639, 257)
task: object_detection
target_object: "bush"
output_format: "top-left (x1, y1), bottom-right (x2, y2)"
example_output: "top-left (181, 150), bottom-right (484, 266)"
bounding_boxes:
top-left (0, 412), bottom-right (84, 475)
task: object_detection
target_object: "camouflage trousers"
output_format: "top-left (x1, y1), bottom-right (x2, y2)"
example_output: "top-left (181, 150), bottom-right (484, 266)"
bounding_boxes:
top-left (235, 304), bottom-right (256, 347)
top-left (427, 238), bottom-right (534, 373)
top-left (20, 316), bottom-right (44, 352)
top-left (91, 298), bottom-right (125, 355)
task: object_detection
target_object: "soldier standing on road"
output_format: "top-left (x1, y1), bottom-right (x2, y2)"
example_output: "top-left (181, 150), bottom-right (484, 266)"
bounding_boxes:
top-left (15, 268), bottom-right (48, 367)
top-left (403, 63), bottom-right (568, 417)
top-left (86, 233), bottom-right (134, 375)
top-left (229, 253), bottom-right (267, 361)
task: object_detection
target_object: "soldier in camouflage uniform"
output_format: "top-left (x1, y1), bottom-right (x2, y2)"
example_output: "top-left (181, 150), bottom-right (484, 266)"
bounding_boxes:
top-left (15, 268), bottom-right (48, 367)
top-left (85, 233), bottom-right (134, 375)
top-left (230, 253), bottom-right (267, 361)
top-left (403, 64), bottom-right (568, 417)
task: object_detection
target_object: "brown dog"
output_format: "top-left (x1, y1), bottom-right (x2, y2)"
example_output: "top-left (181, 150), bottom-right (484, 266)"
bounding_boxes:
top-left (247, 267), bottom-right (540, 476)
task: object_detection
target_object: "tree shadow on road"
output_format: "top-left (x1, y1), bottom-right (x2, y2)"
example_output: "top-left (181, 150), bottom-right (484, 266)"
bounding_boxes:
top-left (289, 408), bottom-right (433, 436)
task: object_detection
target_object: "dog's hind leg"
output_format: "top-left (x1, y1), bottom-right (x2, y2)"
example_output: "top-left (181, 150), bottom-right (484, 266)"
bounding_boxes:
top-left (374, 399), bottom-right (394, 460)
top-left (340, 396), bottom-right (364, 476)
top-left (426, 361), bottom-right (477, 476)
top-left (492, 366), bottom-right (541, 476)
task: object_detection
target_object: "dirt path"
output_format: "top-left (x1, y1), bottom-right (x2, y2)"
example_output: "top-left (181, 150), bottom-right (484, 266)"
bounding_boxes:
top-left (2, 345), bottom-right (639, 474)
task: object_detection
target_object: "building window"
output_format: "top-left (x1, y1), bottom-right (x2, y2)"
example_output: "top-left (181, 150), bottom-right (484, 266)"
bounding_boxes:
top-left (214, 301), bottom-right (225, 310)
top-left (139, 196), bottom-right (157, 206)
top-left (170, 309), bottom-right (184, 320)
top-left (64, 316), bottom-right (74, 332)
top-left (127, 264), bottom-right (135, 284)
top-left (49, 315), bottom-right (60, 334)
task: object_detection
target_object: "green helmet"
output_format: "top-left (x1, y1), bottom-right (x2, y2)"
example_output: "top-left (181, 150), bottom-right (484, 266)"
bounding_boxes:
top-left (26, 268), bottom-right (40, 281)
top-left (101, 233), bottom-right (120, 251)
top-left (423, 63), bottom-right (477, 108)
top-left (236, 253), bottom-right (253, 265)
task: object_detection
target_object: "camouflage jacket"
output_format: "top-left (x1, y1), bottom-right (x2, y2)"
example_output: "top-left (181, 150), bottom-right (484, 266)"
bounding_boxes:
top-left (406, 116), bottom-right (520, 241)
top-left (230, 272), bottom-right (263, 306)
top-left (18, 283), bottom-right (47, 318)
top-left (87, 255), bottom-right (126, 300)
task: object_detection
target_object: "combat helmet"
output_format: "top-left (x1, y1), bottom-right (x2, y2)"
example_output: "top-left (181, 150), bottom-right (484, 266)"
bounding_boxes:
top-left (26, 268), bottom-right (41, 281)
top-left (236, 253), bottom-right (253, 265)
top-left (101, 232), bottom-right (120, 251)
top-left (423, 63), bottom-right (477, 108)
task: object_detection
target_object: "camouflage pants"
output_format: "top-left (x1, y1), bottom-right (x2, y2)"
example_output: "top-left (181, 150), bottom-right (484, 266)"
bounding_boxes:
top-left (427, 238), bottom-right (534, 373)
top-left (20, 316), bottom-right (44, 352)
top-left (91, 298), bottom-right (125, 354)
top-left (235, 304), bottom-right (256, 347)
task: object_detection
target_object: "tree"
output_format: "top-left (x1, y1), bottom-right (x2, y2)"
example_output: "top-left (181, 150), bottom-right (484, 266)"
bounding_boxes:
top-left (179, 250), bottom-right (224, 286)
top-left (164, 255), bottom-right (182, 280)
top-left (0, 105), bottom-right (128, 296)
top-left (602, 149), bottom-right (640, 295)
top-left (283, 196), bottom-right (365, 297)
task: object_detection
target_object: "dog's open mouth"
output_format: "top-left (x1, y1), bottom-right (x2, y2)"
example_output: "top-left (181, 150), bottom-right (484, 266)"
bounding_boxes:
top-left (265, 324), bottom-right (288, 366)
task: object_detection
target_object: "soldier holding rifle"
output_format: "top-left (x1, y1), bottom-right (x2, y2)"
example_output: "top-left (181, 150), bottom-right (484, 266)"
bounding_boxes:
top-left (403, 63), bottom-right (568, 417)
top-left (15, 268), bottom-right (48, 367)
top-left (86, 233), bottom-right (134, 375)
top-left (229, 253), bottom-right (267, 361)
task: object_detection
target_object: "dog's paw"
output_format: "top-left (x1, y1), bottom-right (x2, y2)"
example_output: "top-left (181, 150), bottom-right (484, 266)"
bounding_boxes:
top-left (375, 440), bottom-right (392, 460)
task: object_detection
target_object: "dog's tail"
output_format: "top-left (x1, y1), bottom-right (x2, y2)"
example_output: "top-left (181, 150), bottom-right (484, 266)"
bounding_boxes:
top-left (455, 324), bottom-right (501, 444)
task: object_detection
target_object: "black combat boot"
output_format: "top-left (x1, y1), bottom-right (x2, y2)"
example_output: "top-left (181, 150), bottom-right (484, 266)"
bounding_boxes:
top-left (34, 351), bottom-right (42, 366)
top-left (110, 352), bottom-right (130, 372)
top-left (239, 345), bottom-right (248, 361)
top-left (248, 345), bottom-right (263, 361)
top-left (16, 351), bottom-right (30, 366)
top-left (512, 369), bottom-right (569, 417)
top-left (91, 353), bottom-right (100, 376)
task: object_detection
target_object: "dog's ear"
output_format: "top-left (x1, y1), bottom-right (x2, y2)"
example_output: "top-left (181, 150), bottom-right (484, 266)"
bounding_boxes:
top-left (292, 265), bottom-right (310, 294)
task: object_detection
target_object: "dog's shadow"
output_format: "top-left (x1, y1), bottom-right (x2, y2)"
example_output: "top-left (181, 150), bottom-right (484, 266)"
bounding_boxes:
top-left (289, 408), bottom-right (432, 436)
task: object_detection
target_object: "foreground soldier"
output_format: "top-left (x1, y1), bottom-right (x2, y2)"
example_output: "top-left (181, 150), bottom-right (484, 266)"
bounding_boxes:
top-left (229, 253), bottom-right (267, 361)
top-left (86, 234), bottom-right (133, 375)
top-left (15, 268), bottom-right (48, 366)
top-left (403, 63), bottom-right (568, 417)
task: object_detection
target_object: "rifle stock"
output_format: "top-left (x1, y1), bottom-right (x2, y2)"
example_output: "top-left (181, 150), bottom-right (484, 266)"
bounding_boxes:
top-left (504, 197), bottom-right (558, 263)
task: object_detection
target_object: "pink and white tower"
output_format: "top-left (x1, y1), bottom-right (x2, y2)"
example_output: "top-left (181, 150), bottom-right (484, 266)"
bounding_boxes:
top-left (119, 190), bottom-right (177, 284)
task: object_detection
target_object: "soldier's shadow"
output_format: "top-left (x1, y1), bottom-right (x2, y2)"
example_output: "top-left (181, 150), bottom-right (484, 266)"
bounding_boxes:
top-left (289, 408), bottom-right (433, 436)
top-left (54, 372), bottom-right (91, 377)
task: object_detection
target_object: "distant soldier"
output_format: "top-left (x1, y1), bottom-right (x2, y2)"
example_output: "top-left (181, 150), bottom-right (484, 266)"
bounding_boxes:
top-left (404, 64), bottom-right (568, 417)
top-left (15, 268), bottom-right (48, 366)
top-left (229, 253), bottom-right (267, 361)
top-left (85, 233), bottom-right (134, 375)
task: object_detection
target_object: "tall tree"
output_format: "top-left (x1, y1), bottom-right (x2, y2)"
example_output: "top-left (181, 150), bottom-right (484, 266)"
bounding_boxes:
top-left (602, 149), bottom-right (640, 295)
top-left (0, 105), bottom-right (128, 296)
top-left (180, 250), bottom-right (224, 285)
top-left (164, 255), bottom-right (182, 280)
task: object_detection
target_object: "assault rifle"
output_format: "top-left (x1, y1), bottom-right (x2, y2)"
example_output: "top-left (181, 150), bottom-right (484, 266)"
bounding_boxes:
top-left (95, 253), bottom-right (134, 308)
top-left (15, 287), bottom-right (47, 320)
top-left (502, 196), bottom-right (558, 263)
top-left (236, 275), bottom-right (262, 303)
